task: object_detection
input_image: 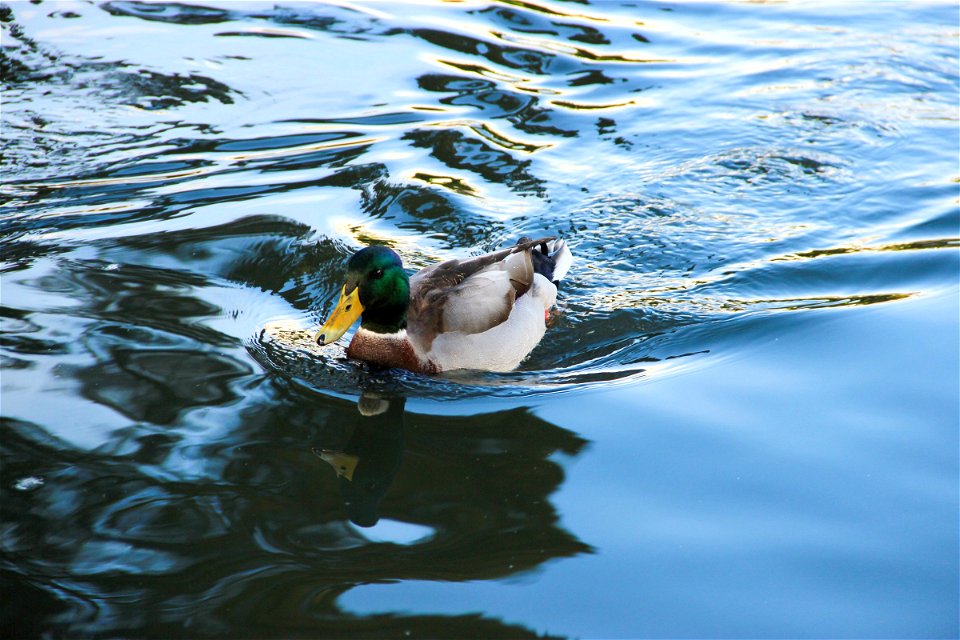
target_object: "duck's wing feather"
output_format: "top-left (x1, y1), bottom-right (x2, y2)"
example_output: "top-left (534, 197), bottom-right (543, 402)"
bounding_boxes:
top-left (408, 237), bottom-right (554, 347)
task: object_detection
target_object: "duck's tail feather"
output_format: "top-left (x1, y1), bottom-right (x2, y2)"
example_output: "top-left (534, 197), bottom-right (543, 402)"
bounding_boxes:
top-left (548, 238), bottom-right (573, 283)
top-left (529, 237), bottom-right (573, 286)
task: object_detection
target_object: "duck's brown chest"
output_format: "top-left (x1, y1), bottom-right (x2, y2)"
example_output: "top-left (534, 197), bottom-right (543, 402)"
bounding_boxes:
top-left (347, 329), bottom-right (438, 374)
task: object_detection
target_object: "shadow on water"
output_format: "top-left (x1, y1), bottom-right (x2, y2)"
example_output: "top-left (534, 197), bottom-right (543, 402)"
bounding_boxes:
top-left (2, 375), bottom-right (590, 638)
top-left (314, 392), bottom-right (408, 528)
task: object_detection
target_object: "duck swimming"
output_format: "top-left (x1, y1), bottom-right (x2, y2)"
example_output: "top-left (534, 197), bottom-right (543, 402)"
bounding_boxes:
top-left (315, 237), bottom-right (572, 374)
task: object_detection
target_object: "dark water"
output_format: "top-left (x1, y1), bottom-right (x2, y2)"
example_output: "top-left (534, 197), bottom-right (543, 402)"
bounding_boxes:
top-left (2, 1), bottom-right (958, 637)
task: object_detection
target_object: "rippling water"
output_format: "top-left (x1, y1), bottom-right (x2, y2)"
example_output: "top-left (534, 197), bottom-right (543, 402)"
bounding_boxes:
top-left (2, 1), bottom-right (958, 637)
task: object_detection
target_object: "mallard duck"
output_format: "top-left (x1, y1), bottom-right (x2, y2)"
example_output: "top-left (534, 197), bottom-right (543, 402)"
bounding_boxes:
top-left (315, 237), bottom-right (572, 373)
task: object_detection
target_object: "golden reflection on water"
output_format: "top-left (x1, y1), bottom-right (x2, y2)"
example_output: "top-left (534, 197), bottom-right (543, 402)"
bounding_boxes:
top-left (18, 167), bottom-right (209, 192)
top-left (744, 292), bottom-right (915, 312)
top-left (464, 121), bottom-right (549, 152)
top-left (780, 237), bottom-right (960, 261)
top-left (412, 172), bottom-right (480, 196)
top-left (551, 98), bottom-right (639, 110)
top-left (438, 58), bottom-right (531, 84)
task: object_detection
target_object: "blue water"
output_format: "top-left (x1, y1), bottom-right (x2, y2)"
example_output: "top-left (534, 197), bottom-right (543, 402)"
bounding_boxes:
top-left (2, 1), bottom-right (958, 637)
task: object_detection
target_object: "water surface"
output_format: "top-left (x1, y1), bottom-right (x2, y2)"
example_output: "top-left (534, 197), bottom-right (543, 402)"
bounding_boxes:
top-left (2, 1), bottom-right (958, 637)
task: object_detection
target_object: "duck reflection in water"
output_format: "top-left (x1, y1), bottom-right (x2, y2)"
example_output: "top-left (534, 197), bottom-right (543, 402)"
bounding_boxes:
top-left (314, 391), bottom-right (406, 527)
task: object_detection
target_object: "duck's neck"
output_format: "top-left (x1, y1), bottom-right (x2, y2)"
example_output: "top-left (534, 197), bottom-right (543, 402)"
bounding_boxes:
top-left (359, 302), bottom-right (408, 335)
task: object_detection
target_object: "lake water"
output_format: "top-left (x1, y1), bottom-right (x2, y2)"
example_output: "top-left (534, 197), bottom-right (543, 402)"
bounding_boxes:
top-left (2, 1), bottom-right (958, 637)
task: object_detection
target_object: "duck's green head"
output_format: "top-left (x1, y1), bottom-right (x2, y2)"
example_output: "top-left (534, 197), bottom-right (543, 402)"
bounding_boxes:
top-left (316, 246), bottom-right (410, 345)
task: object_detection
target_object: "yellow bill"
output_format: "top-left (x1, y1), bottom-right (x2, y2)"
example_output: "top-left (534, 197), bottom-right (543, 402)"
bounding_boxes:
top-left (315, 285), bottom-right (363, 346)
top-left (315, 449), bottom-right (359, 481)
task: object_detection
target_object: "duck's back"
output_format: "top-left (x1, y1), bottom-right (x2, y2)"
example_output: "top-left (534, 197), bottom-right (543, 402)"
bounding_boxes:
top-left (417, 273), bottom-right (556, 372)
top-left (407, 241), bottom-right (543, 346)
top-left (403, 237), bottom-right (570, 372)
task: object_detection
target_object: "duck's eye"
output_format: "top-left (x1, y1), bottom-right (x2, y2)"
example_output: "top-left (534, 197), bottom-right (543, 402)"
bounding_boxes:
top-left (371, 268), bottom-right (384, 279)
